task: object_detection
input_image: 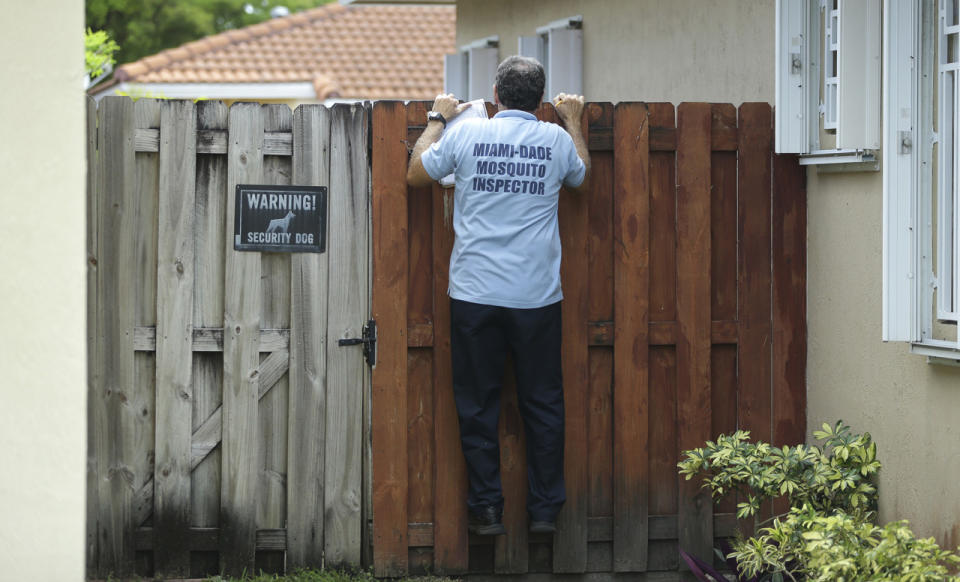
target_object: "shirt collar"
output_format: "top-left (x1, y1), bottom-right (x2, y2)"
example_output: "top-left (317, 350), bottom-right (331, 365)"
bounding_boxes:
top-left (493, 109), bottom-right (538, 121)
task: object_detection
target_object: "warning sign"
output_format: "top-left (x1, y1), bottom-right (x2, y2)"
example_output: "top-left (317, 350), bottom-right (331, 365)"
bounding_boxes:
top-left (234, 184), bottom-right (327, 253)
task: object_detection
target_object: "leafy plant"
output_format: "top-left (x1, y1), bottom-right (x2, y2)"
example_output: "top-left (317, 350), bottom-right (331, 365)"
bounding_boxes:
top-left (732, 504), bottom-right (960, 582)
top-left (678, 420), bottom-right (880, 528)
top-left (677, 421), bottom-right (960, 581)
top-left (85, 28), bottom-right (120, 86)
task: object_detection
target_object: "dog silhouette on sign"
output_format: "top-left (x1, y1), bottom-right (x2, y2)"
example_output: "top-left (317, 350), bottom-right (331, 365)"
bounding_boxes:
top-left (266, 211), bottom-right (295, 235)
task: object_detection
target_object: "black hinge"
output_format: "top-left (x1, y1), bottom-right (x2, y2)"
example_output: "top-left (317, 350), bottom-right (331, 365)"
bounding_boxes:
top-left (337, 319), bottom-right (376, 367)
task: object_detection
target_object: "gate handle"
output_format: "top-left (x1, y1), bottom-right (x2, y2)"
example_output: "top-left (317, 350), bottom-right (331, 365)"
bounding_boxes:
top-left (337, 319), bottom-right (376, 367)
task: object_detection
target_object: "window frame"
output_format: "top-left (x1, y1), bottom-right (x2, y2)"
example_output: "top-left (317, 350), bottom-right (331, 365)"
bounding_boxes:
top-left (443, 36), bottom-right (499, 103)
top-left (518, 15), bottom-right (583, 101)
top-left (883, 0), bottom-right (960, 362)
top-left (775, 0), bottom-right (881, 163)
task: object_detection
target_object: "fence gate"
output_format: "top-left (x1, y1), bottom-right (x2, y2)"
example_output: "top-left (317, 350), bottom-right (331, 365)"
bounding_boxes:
top-left (370, 101), bottom-right (807, 579)
top-left (86, 97), bottom-right (371, 578)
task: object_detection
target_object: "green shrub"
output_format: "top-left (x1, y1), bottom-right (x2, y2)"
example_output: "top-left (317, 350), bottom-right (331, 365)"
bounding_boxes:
top-left (678, 420), bottom-right (880, 526)
top-left (678, 421), bottom-right (960, 582)
top-left (732, 504), bottom-right (960, 582)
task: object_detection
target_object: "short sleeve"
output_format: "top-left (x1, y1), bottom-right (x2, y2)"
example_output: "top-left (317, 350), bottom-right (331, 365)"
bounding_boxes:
top-left (561, 132), bottom-right (586, 188)
top-left (420, 127), bottom-right (459, 181)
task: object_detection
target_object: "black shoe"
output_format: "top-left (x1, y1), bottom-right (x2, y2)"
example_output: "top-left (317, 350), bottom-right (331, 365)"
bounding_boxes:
top-left (468, 506), bottom-right (506, 536)
top-left (529, 520), bottom-right (556, 534)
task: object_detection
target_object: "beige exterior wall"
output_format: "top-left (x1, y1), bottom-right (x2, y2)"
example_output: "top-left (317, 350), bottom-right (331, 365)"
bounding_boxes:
top-left (457, 0), bottom-right (960, 546)
top-left (0, 0), bottom-right (87, 579)
top-left (455, 0), bottom-right (774, 104)
top-left (807, 170), bottom-right (960, 546)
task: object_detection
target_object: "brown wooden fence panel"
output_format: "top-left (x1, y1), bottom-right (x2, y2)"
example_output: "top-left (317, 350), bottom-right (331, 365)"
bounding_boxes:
top-left (612, 101), bottom-right (651, 572)
top-left (87, 98), bottom-right (371, 579)
top-left (370, 100), bottom-right (806, 579)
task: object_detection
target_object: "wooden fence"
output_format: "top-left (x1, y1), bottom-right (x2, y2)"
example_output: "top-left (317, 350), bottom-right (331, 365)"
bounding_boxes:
top-left (87, 97), bottom-right (806, 580)
top-left (370, 101), bottom-right (807, 578)
top-left (86, 97), bottom-right (371, 579)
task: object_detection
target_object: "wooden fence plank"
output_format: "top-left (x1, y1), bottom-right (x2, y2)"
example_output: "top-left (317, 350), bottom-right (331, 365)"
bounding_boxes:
top-left (95, 96), bottom-right (138, 577)
top-left (287, 103), bottom-right (331, 570)
top-left (134, 102), bottom-right (163, 563)
top-left (325, 102), bottom-right (370, 567)
top-left (772, 153), bottom-right (807, 450)
top-left (86, 96), bottom-right (100, 579)
top-left (192, 101), bottom-right (228, 541)
top-left (586, 103), bottom-right (615, 521)
top-left (134, 106), bottom-right (163, 545)
top-left (554, 102), bottom-right (590, 574)
top-left (154, 99), bottom-right (197, 577)
top-left (737, 103), bottom-right (774, 445)
top-left (371, 100), bottom-right (410, 576)
top-left (405, 103), bottom-right (435, 549)
top-left (257, 105), bottom-right (293, 575)
top-left (612, 101), bottom-right (651, 572)
top-left (676, 102), bottom-right (714, 564)
top-left (220, 102), bottom-right (263, 576)
top-left (432, 184), bottom-right (469, 574)
top-left (647, 103), bottom-right (679, 522)
top-left (710, 104), bottom-right (740, 517)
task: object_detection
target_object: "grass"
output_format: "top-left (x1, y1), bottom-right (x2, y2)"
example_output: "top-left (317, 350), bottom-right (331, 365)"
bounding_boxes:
top-left (202, 569), bottom-right (460, 582)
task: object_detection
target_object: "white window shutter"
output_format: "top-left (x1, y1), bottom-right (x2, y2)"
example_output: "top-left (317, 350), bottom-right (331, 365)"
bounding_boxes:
top-left (468, 46), bottom-right (498, 103)
top-left (837, 0), bottom-right (881, 150)
top-left (546, 27), bottom-right (583, 97)
top-left (518, 36), bottom-right (540, 60)
top-left (775, 0), bottom-right (813, 153)
top-left (444, 53), bottom-right (467, 98)
top-left (882, 0), bottom-right (918, 341)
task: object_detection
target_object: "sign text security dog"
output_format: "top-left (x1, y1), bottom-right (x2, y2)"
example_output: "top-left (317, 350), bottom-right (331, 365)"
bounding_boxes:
top-left (234, 184), bottom-right (327, 253)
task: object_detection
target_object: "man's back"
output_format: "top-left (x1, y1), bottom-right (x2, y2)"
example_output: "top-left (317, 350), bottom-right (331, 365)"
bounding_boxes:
top-left (421, 109), bottom-right (585, 308)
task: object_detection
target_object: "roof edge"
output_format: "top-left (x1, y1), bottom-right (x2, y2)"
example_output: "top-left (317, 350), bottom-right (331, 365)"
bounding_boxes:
top-left (92, 81), bottom-right (319, 101)
top-left (115, 2), bottom-right (351, 82)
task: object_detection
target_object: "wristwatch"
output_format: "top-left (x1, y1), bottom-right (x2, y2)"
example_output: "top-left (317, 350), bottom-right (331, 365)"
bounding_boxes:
top-left (427, 111), bottom-right (447, 127)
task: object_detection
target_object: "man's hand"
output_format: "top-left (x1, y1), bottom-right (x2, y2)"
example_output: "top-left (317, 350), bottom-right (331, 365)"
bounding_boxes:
top-left (553, 93), bottom-right (591, 195)
top-left (407, 94), bottom-right (470, 187)
top-left (432, 93), bottom-right (471, 123)
top-left (554, 93), bottom-right (585, 129)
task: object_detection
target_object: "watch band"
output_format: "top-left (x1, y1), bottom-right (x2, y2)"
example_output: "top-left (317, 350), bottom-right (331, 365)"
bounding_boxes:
top-left (427, 111), bottom-right (447, 127)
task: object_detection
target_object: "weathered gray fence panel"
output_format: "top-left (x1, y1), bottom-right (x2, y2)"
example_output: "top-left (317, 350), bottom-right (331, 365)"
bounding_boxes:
top-left (192, 100), bottom-right (229, 541)
top-left (257, 104), bottom-right (293, 575)
top-left (87, 98), bottom-right (372, 578)
top-left (287, 104), bottom-right (332, 569)
top-left (95, 96), bottom-right (138, 577)
top-left (324, 103), bottom-right (371, 567)
top-left (85, 96), bottom-right (100, 580)
top-left (221, 102), bottom-right (264, 576)
top-left (154, 99), bottom-right (197, 577)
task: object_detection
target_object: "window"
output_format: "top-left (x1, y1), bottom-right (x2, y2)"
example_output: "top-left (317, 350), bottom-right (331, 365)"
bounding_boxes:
top-left (775, 0), bottom-right (881, 164)
top-left (444, 36), bottom-right (499, 103)
top-left (518, 15), bottom-right (583, 100)
top-left (883, 0), bottom-right (960, 361)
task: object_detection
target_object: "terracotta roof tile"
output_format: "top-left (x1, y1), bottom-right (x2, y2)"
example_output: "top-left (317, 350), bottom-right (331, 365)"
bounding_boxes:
top-left (113, 3), bottom-right (454, 99)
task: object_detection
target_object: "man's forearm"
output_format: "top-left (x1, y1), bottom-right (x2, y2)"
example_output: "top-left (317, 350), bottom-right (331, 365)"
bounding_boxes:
top-left (406, 121), bottom-right (445, 186)
top-left (565, 123), bottom-right (591, 193)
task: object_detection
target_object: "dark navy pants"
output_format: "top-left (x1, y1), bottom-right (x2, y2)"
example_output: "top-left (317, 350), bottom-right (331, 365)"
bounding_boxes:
top-left (450, 298), bottom-right (566, 522)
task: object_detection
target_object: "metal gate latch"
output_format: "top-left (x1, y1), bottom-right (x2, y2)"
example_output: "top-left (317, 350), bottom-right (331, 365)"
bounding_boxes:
top-left (337, 319), bottom-right (376, 367)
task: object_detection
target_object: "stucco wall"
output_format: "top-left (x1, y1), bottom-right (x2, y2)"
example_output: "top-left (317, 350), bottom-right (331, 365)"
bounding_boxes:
top-left (0, 1), bottom-right (87, 579)
top-left (807, 170), bottom-right (960, 546)
top-left (455, 0), bottom-right (774, 104)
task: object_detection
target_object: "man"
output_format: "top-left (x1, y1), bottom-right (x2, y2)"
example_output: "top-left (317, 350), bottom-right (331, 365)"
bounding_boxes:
top-left (407, 56), bottom-right (591, 536)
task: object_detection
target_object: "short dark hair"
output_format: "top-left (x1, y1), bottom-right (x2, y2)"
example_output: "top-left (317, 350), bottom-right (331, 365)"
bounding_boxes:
top-left (495, 56), bottom-right (545, 112)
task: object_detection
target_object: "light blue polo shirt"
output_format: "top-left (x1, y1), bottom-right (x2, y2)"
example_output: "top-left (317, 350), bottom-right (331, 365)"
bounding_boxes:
top-left (421, 109), bottom-right (586, 309)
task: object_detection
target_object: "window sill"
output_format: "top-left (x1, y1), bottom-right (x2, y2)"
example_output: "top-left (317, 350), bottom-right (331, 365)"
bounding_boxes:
top-left (798, 149), bottom-right (879, 172)
top-left (911, 342), bottom-right (960, 367)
